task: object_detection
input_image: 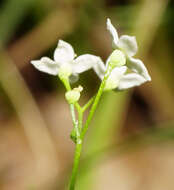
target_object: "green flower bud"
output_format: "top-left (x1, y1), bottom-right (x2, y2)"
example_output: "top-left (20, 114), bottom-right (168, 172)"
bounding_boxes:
top-left (58, 64), bottom-right (72, 80)
top-left (65, 86), bottom-right (83, 104)
top-left (109, 50), bottom-right (126, 68)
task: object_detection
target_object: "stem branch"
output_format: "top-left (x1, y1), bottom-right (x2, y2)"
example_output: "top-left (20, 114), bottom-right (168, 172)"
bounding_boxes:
top-left (68, 66), bottom-right (111, 190)
top-left (80, 68), bottom-right (111, 140)
top-left (82, 96), bottom-right (95, 113)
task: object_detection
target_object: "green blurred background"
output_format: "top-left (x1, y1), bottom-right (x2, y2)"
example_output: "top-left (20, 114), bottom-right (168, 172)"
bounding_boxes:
top-left (0, 0), bottom-right (174, 189)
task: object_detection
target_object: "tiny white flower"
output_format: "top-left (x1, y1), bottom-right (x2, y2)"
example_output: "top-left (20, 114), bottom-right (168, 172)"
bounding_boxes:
top-left (106, 18), bottom-right (151, 82)
top-left (104, 64), bottom-right (147, 91)
top-left (103, 18), bottom-right (151, 91)
top-left (31, 40), bottom-right (105, 82)
top-left (104, 66), bottom-right (127, 91)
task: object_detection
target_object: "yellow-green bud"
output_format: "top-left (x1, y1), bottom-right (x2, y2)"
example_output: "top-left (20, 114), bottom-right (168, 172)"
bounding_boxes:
top-left (109, 50), bottom-right (126, 68)
top-left (58, 64), bottom-right (72, 80)
top-left (65, 86), bottom-right (83, 104)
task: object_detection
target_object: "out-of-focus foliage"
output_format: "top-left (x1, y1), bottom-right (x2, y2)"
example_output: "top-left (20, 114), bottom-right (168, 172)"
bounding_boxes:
top-left (0, 0), bottom-right (174, 189)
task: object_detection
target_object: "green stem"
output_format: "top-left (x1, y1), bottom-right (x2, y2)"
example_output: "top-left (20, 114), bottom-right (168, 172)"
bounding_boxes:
top-left (70, 104), bottom-right (80, 137)
top-left (82, 96), bottom-right (95, 113)
top-left (75, 103), bottom-right (83, 132)
top-left (68, 66), bottom-right (111, 190)
top-left (80, 67), bottom-right (111, 140)
top-left (61, 77), bottom-right (71, 91)
top-left (69, 104), bottom-right (83, 190)
top-left (61, 77), bottom-right (79, 133)
top-left (61, 78), bottom-right (83, 190)
top-left (69, 141), bottom-right (82, 190)
top-left (78, 110), bottom-right (83, 132)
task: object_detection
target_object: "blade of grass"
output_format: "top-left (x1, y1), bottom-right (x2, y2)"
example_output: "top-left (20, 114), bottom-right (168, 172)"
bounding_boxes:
top-left (0, 51), bottom-right (58, 172)
top-left (0, 0), bottom-right (36, 46)
top-left (8, 8), bottom-right (77, 69)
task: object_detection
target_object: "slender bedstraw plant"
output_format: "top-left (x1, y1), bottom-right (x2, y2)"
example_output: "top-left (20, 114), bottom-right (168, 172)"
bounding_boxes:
top-left (31, 18), bottom-right (151, 190)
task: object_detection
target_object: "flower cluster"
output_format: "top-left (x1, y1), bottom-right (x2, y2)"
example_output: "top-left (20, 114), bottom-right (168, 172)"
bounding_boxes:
top-left (102, 18), bottom-right (151, 90)
top-left (31, 18), bottom-right (151, 97)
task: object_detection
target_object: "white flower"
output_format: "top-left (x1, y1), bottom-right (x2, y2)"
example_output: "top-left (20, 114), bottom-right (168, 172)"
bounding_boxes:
top-left (104, 66), bottom-right (127, 91)
top-left (31, 40), bottom-right (105, 82)
top-left (104, 18), bottom-right (151, 90)
top-left (105, 66), bottom-right (146, 90)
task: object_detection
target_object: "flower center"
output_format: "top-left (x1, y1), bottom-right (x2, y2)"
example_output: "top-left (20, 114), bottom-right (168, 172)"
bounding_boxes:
top-left (109, 49), bottom-right (126, 68)
top-left (58, 64), bottom-right (72, 80)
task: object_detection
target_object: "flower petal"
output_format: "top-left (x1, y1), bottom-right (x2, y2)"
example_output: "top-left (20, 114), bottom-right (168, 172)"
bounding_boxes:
top-left (118, 73), bottom-right (146, 90)
top-left (127, 57), bottom-right (151, 81)
top-left (31, 57), bottom-right (59, 75)
top-left (104, 66), bottom-right (127, 91)
top-left (118, 35), bottom-right (138, 57)
top-left (109, 66), bottom-right (127, 80)
top-left (73, 54), bottom-right (106, 79)
top-left (106, 55), bottom-right (111, 68)
top-left (106, 18), bottom-right (119, 48)
top-left (54, 40), bottom-right (75, 64)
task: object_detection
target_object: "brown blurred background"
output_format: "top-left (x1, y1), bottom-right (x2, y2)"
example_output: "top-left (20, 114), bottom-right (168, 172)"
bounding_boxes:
top-left (0, 0), bottom-right (174, 189)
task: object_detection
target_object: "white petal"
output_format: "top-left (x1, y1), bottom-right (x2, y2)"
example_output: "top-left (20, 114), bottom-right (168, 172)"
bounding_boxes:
top-left (118, 73), bottom-right (146, 90)
top-left (109, 66), bottom-right (127, 81)
top-left (106, 55), bottom-right (111, 68)
top-left (73, 54), bottom-right (106, 79)
top-left (31, 57), bottom-right (59, 75)
top-left (118, 35), bottom-right (138, 57)
top-left (127, 57), bottom-right (151, 81)
top-left (54, 40), bottom-right (75, 64)
top-left (104, 66), bottom-right (127, 91)
top-left (106, 18), bottom-right (119, 48)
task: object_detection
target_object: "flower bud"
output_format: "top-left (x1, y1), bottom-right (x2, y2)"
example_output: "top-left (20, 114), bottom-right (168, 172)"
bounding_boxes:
top-left (109, 50), bottom-right (126, 68)
top-left (65, 86), bottom-right (83, 104)
top-left (58, 64), bottom-right (72, 80)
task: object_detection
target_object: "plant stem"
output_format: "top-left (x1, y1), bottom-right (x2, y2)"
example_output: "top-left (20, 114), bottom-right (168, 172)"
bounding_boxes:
top-left (61, 77), bottom-right (83, 190)
top-left (69, 66), bottom-right (111, 190)
top-left (69, 104), bottom-right (83, 190)
top-left (80, 67), bottom-right (111, 140)
top-left (78, 108), bottom-right (83, 132)
top-left (74, 102), bottom-right (83, 132)
top-left (69, 68), bottom-right (111, 190)
top-left (61, 77), bottom-right (71, 91)
top-left (69, 141), bottom-right (82, 190)
top-left (70, 104), bottom-right (80, 137)
top-left (61, 77), bottom-right (77, 128)
top-left (82, 96), bottom-right (95, 113)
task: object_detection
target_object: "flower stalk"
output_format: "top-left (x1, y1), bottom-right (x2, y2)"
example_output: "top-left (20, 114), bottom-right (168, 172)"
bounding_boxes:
top-left (69, 66), bottom-right (112, 190)
top-left (81, 66), bottom-right (112, 140)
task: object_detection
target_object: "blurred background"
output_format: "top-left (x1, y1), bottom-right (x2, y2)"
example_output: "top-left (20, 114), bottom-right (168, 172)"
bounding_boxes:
top-left (0, 0), bottom-right (174, 189)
